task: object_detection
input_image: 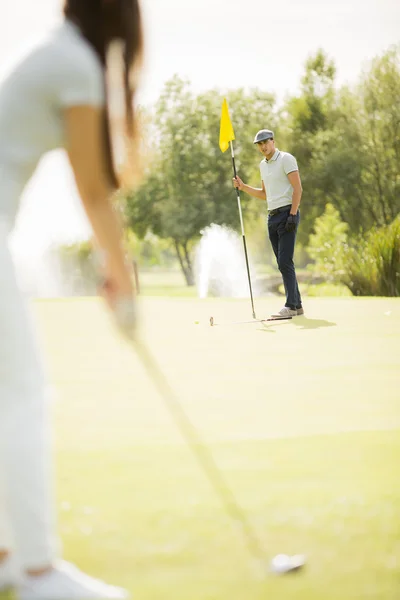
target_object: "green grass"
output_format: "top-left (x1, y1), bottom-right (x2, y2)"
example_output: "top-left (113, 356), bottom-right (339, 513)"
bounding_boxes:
top-left (139, 270), bottom-right (197, 297)
top-left (2, 296), bottom-right (400, 599)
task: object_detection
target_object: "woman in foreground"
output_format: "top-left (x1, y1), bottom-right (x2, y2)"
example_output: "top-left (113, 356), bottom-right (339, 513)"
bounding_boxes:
top-left (0, 1), bottom-right (142, 598)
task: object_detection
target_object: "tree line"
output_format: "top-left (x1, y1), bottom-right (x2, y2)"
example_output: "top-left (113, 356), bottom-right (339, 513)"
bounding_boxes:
top-left (51, 46), bottom-right (378, 298)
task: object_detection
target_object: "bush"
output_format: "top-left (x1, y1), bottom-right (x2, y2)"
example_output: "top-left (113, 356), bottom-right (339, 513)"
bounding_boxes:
top-left (339, 216), bottom-right (400, 296)
top-left (306, 203), bottom-right (349, 281)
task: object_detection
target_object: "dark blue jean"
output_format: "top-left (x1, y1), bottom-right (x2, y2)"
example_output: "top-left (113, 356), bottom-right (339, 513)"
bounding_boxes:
top-left (268, 209), bottom-right (302, 310)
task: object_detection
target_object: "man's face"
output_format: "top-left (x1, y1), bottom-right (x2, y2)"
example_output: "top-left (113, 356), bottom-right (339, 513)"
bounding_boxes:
top-left (256, 138), bottom-right (275, 157)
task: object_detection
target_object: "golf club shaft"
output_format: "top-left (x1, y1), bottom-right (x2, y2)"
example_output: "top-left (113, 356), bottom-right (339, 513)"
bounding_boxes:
top-left (132, 337), bottom-right (266, 563)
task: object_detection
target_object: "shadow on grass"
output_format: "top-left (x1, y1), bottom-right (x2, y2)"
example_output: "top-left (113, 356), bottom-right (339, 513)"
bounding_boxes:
top-left (258, 316), bottom-right (336, 332)
top-left (292, 316), bottom-right (337, 329)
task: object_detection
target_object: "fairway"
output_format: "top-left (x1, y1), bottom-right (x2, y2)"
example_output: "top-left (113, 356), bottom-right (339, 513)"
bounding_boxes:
top-left (2, 296), bottom-right (400, 599)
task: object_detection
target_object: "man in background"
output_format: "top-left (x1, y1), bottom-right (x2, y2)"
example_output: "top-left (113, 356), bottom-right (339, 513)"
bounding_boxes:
top-left (233, 129), bottom-right (304, 317)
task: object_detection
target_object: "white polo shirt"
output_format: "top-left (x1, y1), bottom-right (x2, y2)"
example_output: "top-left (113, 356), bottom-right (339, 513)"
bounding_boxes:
top-left (260, 149), bottom-right (298, 211)
top-left (0, 20), bottom-right (104, 226)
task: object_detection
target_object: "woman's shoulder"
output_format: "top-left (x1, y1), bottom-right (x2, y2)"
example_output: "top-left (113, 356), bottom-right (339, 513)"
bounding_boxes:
top-left (45, 21), bottom-right (105, 106)
top-left (49, 21), bottom-right (103, 78)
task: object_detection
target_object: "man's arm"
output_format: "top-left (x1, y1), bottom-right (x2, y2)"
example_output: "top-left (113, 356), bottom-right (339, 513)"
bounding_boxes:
top-left (233, 176), bottom-right (266, 201)
top-left (287, 170), bottom-right (302, 215)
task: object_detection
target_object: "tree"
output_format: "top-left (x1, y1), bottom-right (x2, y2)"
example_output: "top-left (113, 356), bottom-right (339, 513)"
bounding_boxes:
top-left (124, 47), bottom-right (400, 284)
top-left (124, 76), bottom-right (276, 284)
top-left (283, 50), bottom-right (338, 243)
top-left (355, 45), bottom-right (400, 224)
top-left (285, 46), bottom-right (400, 241)
top-left (310, 46), bottom-right (400, 233)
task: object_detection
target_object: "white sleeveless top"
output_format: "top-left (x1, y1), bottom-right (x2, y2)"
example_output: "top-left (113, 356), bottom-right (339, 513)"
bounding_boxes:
top-left (0, 20), bottom-right (105, 226)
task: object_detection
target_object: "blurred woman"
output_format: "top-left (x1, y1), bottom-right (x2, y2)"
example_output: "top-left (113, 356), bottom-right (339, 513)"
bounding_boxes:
top-left (0, 1), bottom-right (143, 598)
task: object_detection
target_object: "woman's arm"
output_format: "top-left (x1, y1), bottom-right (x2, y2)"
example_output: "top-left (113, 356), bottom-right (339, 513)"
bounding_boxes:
top-left (64, 105), bottom-right (134, 300)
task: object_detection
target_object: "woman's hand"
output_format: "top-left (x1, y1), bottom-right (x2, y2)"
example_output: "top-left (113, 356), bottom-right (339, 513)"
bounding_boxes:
top-left (100, 273), bottom-right (137, 340)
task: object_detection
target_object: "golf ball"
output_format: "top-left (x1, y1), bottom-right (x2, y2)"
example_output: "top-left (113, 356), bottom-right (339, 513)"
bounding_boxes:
top-left (270, 554), bottom-right (291, 573)
top-left (270, 554), bottom-right (306, 574)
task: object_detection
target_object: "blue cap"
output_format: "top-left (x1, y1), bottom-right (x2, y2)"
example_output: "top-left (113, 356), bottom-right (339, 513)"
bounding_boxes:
top-left (253, 129), bottom-right (274, 144)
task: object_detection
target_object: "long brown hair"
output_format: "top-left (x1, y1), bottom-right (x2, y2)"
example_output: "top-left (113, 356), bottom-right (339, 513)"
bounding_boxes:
top-left (63, 0), bottom-right (144, 187)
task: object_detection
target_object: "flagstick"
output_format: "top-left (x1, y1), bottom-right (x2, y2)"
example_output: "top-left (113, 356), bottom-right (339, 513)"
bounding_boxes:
top-left (230, 140), bottom-right (256, 320)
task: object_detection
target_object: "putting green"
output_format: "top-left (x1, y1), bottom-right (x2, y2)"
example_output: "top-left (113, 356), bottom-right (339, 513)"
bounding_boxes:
top-left (1, 296), bottom-right (399, 599)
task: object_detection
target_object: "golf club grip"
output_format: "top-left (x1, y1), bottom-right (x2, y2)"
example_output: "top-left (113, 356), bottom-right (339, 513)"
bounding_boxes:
top-left (132, 337), bottom-right (265, 563)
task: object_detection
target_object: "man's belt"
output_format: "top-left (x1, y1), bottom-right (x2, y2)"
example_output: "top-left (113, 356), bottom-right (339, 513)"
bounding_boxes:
top-left (268, 205), bottom-right (292, 216)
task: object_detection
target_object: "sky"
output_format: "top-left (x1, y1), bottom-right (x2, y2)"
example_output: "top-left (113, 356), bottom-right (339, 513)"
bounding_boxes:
top-left (0, 0), bottom-right (398, 258)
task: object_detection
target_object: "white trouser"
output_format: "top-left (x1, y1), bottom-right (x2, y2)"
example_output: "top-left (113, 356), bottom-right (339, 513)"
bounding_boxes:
top-left (0, 218), bottom-right (59, 569)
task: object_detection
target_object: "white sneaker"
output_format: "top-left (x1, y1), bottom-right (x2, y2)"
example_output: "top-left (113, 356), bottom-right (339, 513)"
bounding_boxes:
top-left (271, 307), bottom-right (297, 318)
top-left (17, 561), bottom-right (129, 600)
top-left (0, 555), bottom-right (20, 590)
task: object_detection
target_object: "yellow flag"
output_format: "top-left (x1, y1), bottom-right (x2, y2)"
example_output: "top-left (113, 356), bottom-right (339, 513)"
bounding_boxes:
top-left (219, 98), bottom-right (235, 152)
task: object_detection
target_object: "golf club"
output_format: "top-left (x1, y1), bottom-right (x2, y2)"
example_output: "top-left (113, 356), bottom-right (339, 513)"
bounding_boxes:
top-left (130, 335), bottom-right (304, 575)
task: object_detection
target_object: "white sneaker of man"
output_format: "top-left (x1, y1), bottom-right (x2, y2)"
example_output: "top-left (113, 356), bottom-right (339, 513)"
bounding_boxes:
top-left (0, 554), bottom-right (20, 591)
top-left (16, 561), bottom-right (129, 600)
top-left (271, 306), bottom-right (297, 318)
